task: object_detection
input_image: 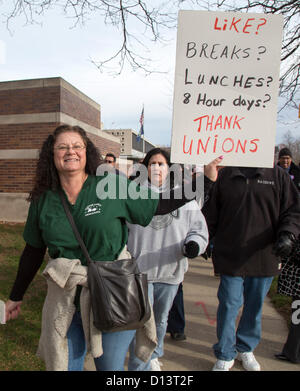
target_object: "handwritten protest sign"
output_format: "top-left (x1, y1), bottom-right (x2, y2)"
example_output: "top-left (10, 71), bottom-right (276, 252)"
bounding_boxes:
top-left (171, 10), bottom-right (283, 167)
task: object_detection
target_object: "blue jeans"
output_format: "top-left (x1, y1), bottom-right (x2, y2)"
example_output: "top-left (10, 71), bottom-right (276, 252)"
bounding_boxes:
top-left (214, 275), bottom-right (273, 361)
top-left (67, 311), bottom-right (135, 371)
top-left (167, 282), bottom-right (185, 334)
top-left (128, 282), bottom-right (179, 371)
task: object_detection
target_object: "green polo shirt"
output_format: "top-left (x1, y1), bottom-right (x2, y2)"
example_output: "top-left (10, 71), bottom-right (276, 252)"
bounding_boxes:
top-left (23, 174), bottom-right (159, 265)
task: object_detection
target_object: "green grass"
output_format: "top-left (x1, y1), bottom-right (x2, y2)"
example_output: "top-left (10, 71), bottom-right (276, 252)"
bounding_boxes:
top-left (0, 223), bottom-right (46, 371)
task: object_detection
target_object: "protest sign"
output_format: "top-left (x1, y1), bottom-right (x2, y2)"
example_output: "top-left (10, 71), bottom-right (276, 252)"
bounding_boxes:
top-left (171, 10), bottom-right (283, 167)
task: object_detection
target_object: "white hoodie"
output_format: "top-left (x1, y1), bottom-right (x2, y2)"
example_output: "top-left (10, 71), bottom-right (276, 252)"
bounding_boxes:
top-left (127, 181), bottom-right (209, 285)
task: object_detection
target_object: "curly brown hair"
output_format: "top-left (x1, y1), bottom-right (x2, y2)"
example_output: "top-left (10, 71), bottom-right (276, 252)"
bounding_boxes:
top-left (28, 125), bottom-right (103, 201)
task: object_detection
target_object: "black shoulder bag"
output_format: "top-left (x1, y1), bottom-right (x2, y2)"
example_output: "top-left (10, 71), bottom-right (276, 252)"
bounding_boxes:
top-left (59, 190), bottom-right (151, 333)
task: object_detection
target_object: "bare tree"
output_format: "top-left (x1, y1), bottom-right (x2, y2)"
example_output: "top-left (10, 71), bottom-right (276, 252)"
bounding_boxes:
top-left (201, 0), bottom-right (300, 111)
top-left (0, 0), bottom-right (221, 75)
top-left (1, 0), bottom-right (181, 75)
top-left (279, 130), bottom-right (300, 164)
top-left (1, 0), bottom-right (299, 109)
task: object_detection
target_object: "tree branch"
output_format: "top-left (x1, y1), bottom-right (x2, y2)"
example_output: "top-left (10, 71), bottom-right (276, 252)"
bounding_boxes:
top-left (1, 0), bottom-right (299, 107)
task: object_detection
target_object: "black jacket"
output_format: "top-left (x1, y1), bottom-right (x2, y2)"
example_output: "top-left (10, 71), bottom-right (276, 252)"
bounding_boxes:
top-left (202, 166), bottom-right (300, 277)
top-left (277, 161), bottom-right (300, 193)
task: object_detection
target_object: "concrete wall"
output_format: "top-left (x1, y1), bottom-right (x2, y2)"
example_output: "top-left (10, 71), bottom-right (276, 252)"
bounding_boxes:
top-left (0, 193), bottom-right (29, 223)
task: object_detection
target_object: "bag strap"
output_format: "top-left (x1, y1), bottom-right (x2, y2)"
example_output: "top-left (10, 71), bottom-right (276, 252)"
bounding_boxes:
top-left (58, 189), bottom-right (92, 266)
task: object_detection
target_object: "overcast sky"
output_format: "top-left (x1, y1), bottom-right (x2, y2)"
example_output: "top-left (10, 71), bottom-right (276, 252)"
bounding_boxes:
top-left (0, 5), bottom-right (298, 148)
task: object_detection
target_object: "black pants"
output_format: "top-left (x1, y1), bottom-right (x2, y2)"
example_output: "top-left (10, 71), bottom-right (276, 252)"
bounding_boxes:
top-left (282, 296), bottom-right (300, 363)
top-left (167, 283), bottom-right (185, 334)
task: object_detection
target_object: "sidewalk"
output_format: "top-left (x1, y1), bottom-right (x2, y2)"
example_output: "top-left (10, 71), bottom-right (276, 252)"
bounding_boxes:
top-left (84, 256), bottom-right (300, 371)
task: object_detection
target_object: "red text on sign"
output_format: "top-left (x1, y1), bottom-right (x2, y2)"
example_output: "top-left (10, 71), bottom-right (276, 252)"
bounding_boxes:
top-left (182, 135), bottom-right (260, 155)
top-left (213, 17), bottom-right (267, 35)
top-left (193, 114), bottom-right (245, 133)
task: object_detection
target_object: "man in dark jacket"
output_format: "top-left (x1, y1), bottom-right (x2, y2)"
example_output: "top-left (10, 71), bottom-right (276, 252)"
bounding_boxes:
top-left (104, 152), bottom-right (126, 176)
top-left (277, 147), bottom-right (300, 192)
top-left (276, 147), bottom-right (300, 363)
top-left (202, 165), bottom-right (300, 371)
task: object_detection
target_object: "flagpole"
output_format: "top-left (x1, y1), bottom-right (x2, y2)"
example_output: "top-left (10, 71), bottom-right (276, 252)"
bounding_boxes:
top-left (138, 104), bottom-right (145, 157)
top-left (142, 104), bottom-right (145, 156)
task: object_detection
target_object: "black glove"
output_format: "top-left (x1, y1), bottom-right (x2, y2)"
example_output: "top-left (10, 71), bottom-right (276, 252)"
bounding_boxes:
top-left (183, 241), bottom-right (199, 259)
top-left (272, 232), bottom-right (295, 258)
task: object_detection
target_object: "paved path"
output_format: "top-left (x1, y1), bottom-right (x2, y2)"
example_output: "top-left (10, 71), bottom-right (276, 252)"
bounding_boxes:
top-left (84, 257), bottom-right (300, 371)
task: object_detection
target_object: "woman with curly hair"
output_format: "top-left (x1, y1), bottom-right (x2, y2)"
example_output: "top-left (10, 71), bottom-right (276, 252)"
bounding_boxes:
top-left (4, 125), bottom-right (166, 371)
top-left (4, 125), bottom-right (222, 371)
top-left (28, 125), bottom-right (102, 202)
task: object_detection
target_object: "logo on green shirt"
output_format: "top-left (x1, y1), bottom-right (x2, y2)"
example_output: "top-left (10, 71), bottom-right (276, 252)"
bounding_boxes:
top-left (85, 203), bottom-right (102, 216)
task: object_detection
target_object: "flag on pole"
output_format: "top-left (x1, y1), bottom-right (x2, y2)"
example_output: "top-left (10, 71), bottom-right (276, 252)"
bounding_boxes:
top-left (137, 106), bottom-right (144, 142)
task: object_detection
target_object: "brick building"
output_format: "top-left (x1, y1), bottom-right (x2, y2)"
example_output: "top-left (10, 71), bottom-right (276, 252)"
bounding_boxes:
top-left (102, 128), bottom-right (156, 160)
top-left (0, 77), bottom-right (120, 222)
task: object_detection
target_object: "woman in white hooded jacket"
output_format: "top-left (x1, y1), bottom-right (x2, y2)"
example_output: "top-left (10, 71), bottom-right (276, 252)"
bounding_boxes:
top-left (127, 148), bottom-right (209, 371)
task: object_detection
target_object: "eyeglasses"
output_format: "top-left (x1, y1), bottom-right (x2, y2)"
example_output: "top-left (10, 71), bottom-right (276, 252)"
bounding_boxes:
top-left (54, 144), bottom-right (86, 152)
top-left (105, 159), bottom-right (115, 164)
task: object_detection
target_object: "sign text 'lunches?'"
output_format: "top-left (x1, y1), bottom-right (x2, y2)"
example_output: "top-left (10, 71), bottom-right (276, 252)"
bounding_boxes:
top-left (171, 11), bottom-right (283, 168)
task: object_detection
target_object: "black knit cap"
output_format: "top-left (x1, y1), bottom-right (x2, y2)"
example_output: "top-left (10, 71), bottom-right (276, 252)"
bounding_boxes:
top-left (279, 147), bottom-right (292, 158)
